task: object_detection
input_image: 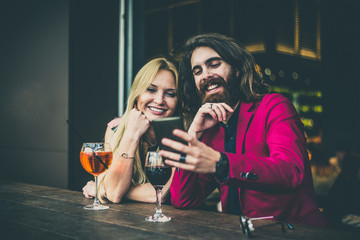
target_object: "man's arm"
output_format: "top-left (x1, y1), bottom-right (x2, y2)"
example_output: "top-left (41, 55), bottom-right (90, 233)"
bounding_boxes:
top-left (170, 169), bottom-right (216, 209)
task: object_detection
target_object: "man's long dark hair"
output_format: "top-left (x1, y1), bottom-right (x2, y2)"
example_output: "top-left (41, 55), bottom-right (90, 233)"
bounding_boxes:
top-left (178, 33), bottom-right (270, 122)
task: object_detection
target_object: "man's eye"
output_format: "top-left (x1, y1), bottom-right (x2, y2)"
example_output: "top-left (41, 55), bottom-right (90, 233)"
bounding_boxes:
top-left (210, 62), bottom-right (220, 68)
top-left (193, 69), bottom-right (202, 76)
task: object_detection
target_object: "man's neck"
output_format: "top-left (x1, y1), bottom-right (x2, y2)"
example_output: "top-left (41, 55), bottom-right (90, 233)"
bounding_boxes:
top-left (222, 101), bottom-right (240, 124)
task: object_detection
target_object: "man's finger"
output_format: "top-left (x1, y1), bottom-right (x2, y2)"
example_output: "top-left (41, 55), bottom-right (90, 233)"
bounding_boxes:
top-left (172, 129), bottom-right (200, 146)
top-left (221, 103), bottom-right (234, 112)
top-left (159, 150), bottom-right (182, 162)
top-left (161, 137), bottom-right (189, 153)
top-left (164, 159), bottom-right (195, 171)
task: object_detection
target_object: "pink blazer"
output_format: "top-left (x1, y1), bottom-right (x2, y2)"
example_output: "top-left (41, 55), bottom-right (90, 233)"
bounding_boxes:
top-left (171, 93), bottom-right (328, 227)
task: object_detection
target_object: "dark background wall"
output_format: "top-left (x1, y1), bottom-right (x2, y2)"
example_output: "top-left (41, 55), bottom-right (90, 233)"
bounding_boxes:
top-left (68, 0), bottom-right (119, 191)
top-left (0, 0), bottom-right (119, 190)
top-left (0, 0), bottom-right (69, 188)
top-left (321, 1), bottom-right (360, 152)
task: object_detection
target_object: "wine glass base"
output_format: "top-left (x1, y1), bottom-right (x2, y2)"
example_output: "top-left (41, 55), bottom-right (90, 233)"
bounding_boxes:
top-left (145, 214), bottom-right (171, 222)
top-left (83, 204), bottom-right (109, 210)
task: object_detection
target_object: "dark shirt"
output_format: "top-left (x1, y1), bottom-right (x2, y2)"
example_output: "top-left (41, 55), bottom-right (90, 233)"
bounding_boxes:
top-left (217, 104), bottom-right (241, 215)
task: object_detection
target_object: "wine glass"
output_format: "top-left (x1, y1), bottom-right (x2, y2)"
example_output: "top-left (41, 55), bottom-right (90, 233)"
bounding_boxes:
top-left (145, 151), bottom-right (172, 222)
top-left (80, 142), bottom-right (113, 210)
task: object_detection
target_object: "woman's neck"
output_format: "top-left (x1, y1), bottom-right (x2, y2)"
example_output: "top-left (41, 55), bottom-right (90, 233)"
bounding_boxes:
top-left (142, 127), bottom-right (157, 147)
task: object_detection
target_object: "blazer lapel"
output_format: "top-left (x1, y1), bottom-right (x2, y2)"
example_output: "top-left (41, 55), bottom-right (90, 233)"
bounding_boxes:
top-left (237, 101), bottom-right (256, 154)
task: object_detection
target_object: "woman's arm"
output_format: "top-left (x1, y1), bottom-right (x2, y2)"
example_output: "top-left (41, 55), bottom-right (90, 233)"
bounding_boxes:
top-left (101, 109), bottom-right (150, 203)
top-left (125, 168), bottom-right (175, 203)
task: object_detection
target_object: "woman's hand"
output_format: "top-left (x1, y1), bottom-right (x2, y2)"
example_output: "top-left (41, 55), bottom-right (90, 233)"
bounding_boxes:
top-left (82, 180), bottom-right (96, 198)
top-left (188, 102), bottom-right (233, 138)
top-left (124, 108), bottom-right (151, 139)
top-left (101, 107), bottom-right (152, 203)
top-left (160, 129), bottom-right (221, 173)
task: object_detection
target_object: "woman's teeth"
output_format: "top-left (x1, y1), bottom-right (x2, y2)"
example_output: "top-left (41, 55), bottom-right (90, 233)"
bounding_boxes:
top-left (149, 107), bottom-right (165, 113)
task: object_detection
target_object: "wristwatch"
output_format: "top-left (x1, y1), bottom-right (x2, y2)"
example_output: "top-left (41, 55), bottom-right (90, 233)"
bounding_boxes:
top-left (215, 152), bottom-right (229, 180)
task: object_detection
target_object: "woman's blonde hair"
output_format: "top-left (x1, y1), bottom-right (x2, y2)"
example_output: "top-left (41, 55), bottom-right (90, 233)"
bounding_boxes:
top-left (109, 57), bottom-right (178, 185)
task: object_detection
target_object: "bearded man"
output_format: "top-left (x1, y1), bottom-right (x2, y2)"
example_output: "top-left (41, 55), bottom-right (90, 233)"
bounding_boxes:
top-left (159, 33), bottom-right (328, 227)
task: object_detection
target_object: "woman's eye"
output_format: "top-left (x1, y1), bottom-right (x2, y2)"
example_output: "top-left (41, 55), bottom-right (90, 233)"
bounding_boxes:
top-left (165, 92), bottom-right (176, 98)
top-left (146, 88), bottom-right (156, 93)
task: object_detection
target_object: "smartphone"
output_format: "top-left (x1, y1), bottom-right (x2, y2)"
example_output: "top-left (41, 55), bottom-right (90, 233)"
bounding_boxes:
top-left (152, 116), bottom-right (187, 154)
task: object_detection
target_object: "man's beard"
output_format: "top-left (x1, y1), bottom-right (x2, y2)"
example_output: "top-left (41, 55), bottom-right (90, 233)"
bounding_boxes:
top-left (198, 70), bottom-right (240, 107)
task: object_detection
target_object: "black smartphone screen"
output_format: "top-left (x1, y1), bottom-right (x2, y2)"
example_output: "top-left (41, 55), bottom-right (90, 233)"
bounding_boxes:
top-left (152, 116), bottom-right (187, 154)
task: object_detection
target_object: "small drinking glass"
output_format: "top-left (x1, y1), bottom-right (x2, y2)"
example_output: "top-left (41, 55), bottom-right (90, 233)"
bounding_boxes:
top-left (80, 142), bottom-right (113, 210)
top-left (145, 151), bottom-right (172, 222)
top-left (239, 215), bottom-right (294, 238)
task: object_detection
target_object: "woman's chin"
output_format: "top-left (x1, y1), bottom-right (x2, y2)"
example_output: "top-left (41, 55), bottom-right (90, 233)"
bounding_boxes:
top-left (145, 113), bottom-right (170, 121)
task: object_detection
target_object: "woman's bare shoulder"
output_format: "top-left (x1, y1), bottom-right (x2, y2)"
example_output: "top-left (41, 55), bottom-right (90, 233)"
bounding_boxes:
top-left (107, 117), bottom-right (122, 129)
top-left (105, 117), bottom-right (122, 142)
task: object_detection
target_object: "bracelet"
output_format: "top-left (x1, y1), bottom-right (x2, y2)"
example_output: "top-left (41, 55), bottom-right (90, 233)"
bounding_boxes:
top-left (121, 153), bottom-right (135, 159)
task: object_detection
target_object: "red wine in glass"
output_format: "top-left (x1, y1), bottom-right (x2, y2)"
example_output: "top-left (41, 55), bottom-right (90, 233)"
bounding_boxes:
top-left (145, 151), bottom-right (172, 222)
top-left (145, 166), bottom-right (172, 187)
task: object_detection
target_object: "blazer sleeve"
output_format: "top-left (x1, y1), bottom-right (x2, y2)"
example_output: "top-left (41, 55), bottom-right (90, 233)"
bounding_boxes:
top-left (223, 95), bottom-right (308, 190)
top-left (170, 169), bottom-right (217, 209)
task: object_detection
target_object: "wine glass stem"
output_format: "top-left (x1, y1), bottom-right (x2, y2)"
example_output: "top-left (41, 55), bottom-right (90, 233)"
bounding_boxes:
top-left (155, 187), bottom-right (163, 215)
top-left (93, 176), bottom-right (100, 207)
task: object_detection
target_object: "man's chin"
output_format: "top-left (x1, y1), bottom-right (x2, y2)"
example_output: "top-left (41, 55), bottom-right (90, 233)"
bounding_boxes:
top-left (202, 92), bottom-right (229, 104)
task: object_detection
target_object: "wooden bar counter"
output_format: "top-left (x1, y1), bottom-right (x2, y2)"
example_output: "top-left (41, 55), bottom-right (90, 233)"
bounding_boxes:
top-left (0, 179), bottom-right (358, 239)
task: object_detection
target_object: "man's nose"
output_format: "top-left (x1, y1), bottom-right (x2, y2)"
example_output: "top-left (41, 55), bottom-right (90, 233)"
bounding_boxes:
top-left (202, 68), bottom-right (214, 81)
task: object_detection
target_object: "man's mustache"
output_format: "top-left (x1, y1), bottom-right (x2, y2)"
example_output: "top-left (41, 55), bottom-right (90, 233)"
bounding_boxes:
top-left (199, 77), bottom-right (227, 94)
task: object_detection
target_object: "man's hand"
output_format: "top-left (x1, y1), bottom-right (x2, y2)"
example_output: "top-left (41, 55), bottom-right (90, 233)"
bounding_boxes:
top-left (160, 129), bottom-right (221, 173)
top-left (188, 102), bottom-right (233, 138)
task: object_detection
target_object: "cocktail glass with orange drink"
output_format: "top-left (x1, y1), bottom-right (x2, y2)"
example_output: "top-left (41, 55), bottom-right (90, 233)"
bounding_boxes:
top-left (80, 142), bottom-right (112, 210)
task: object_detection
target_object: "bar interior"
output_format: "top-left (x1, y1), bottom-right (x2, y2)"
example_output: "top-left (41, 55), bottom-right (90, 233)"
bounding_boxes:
top-left (0, 0), bottom-right (359, 239)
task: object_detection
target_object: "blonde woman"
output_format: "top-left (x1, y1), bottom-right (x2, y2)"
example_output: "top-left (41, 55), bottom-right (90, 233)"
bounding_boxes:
top-left (82, 58), bottom-right (179, 203)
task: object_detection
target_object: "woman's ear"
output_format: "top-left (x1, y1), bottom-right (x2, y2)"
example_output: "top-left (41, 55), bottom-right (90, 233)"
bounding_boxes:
top-left (134, 101), bottom-right (138, 110)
